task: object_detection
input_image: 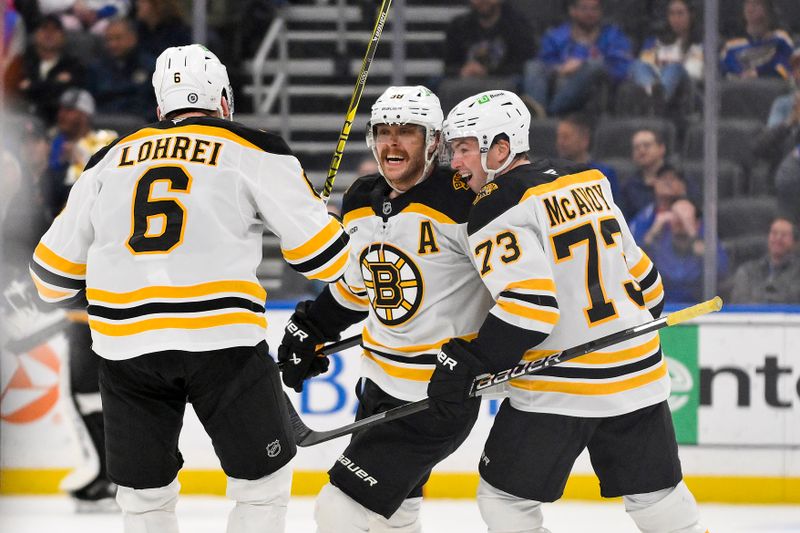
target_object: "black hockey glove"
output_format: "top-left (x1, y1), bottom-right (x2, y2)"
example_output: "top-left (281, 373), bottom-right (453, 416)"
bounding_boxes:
top-left (278, 301), bottom-right (336, 393)
top-left (427, 338), bottom-right (488, 419)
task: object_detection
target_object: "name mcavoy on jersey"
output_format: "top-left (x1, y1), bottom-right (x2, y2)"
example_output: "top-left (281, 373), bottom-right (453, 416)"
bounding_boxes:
top-left (542, 184), bottom-right (612, 228)
top-left (118, 135), bottom-right (223, 167)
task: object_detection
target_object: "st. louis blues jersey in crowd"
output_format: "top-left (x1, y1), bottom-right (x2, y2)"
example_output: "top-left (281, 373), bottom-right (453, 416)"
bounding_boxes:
top-left (330, 166), bottom-right (494, 401)
top-left (30, 116), bottom-right (349, 360)
top-left (467, 160), bottom-right (666, 417)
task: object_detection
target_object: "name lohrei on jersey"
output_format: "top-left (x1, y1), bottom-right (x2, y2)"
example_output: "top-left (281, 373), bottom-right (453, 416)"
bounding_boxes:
top-left (117, 135), bottom-right (224, 168)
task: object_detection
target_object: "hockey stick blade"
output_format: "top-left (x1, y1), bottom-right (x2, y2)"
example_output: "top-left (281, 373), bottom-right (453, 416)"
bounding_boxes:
top-left (293, 297), bottom-right (723, 447)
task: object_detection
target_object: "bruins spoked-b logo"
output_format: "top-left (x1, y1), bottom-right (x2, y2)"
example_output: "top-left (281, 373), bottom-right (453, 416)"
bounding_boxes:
top-left (360, 243), bottom-right (423, 326)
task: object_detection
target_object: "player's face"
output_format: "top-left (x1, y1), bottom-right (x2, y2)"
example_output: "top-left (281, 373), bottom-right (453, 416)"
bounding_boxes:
top-left (449, 137), bottom-right (488, 193)
top-left (374, 123), bottom-right (427, 192)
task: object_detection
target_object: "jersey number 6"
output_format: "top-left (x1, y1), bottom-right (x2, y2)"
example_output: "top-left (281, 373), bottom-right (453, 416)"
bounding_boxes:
top-left (127, 165), bottom-right (192, 254)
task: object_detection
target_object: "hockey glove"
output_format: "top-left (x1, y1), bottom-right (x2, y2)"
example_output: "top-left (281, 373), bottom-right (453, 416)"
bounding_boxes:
top-left (278, 301), bottom-right (336, 393)
top-left (427, 338), bottom-right (488, 419)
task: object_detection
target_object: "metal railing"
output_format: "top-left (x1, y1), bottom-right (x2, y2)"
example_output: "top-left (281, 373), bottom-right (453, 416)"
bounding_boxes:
top-left (251, 15), bottom-right (290, 139)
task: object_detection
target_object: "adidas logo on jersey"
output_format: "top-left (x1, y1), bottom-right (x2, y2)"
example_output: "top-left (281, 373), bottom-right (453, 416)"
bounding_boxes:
top-left (337, 455), bottom-right (378, 486)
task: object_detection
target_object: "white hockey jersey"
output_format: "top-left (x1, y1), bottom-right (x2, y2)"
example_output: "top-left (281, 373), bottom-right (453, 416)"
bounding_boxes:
top-left (467, 160), bottom-right (667, 417)
top-left (30, 117), bottom-right (349, 360)
top-left (329, 167), bottom-right (494, 401)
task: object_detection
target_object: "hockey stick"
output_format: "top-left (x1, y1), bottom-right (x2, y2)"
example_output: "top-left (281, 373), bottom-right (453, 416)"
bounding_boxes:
top-left (275, 332), bottom-right (362, 371)
top-left (291, 297), bottom-right (723, 447)
top-left (320, 0), bottom-right (392, 203)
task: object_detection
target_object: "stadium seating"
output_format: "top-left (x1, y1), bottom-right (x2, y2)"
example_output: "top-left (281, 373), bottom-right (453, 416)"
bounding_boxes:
top-left (528, 118), bottom-right (559, 159)
top-left (437, 76), bottom-right (518, 114)
top-left (592, 117), bottom-right (677, 160)
top-left (719, 79), bottom-right (789, 122)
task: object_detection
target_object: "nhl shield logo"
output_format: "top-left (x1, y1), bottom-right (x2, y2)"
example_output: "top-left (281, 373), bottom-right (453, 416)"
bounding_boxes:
top-left (266, 439), bottom-right (281, 458)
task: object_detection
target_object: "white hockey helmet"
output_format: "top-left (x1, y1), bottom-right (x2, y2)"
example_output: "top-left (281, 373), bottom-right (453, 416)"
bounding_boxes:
top-left (152, 44), bottom-right (234, 120)
top-left (366, 86), bottom-right (443, 184)
top-left (443, 90), bottom-right (530, 181)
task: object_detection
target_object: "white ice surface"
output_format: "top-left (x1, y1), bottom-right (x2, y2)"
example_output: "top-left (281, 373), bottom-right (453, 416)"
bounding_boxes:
top-left (1, 496), bottom-right (799, 532)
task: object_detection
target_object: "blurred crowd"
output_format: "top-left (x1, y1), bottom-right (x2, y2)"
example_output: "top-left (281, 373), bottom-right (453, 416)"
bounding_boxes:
top-left (2, 0), bottom-right (800, 305)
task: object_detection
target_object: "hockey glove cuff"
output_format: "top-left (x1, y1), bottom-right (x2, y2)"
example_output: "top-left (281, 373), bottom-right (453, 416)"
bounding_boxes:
top-left (427, 338), bottom-right (488, 419)
top-left (278, 300), bottom-right (338, 393)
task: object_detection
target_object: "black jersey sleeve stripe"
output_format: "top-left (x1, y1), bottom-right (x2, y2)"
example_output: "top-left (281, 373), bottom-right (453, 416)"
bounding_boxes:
top-left (88, 297), bottom-right (265, 320)
top-left (288, 232), bottom-right (349, 274)
top-left (499, 291), bottom-right (558, 309)
top-left (534, 349), bottom-right (662, 380)
top-left (30, 261), bottom-right (86, 290)
top-left (472, 313), bottom-right (549, 373)
top-left (364, 348), bottom-right (438, 366)
top-left (639, 266), bottom-right (659, 291)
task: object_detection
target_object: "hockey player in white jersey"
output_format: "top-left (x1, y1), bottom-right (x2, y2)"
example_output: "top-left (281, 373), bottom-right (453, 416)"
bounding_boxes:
top-left (277, 86), bottom-right (493, 532)
top-left (29, 44), bottom-right (350, 533)
top-left (428, 90), bottom-right (708, 533)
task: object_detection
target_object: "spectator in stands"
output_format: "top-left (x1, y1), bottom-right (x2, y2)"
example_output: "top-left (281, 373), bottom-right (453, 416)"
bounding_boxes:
top-left (555, 112), bottom-right (619, 194)
top-left (522, 0), bottom-right (633, 116)
top-left (628, 164), bottom-right (687, 243)
top-left (135, 0), bottom-right (191, 58)
top-left (720, 0), bottom-right (794, 80)
top-left (618, 128), bottom-right (667, 219)
top-left (3, 14), bottom-right (86, 125)
top-left (49, 0), bottom-right (132, 35)
top-left (88, 17), bottom-right (156, 120)
top-left (628, 0), bottom-right (703, 112)
top-left (753, 49), bottom-right (800, 172)
top-left (775, 144), bottom-right (800, 224)
top-left (2, 1), bottom-right (26, 72)
top-left (442, 0), bottom-right (535, 83)
top-left (45, 88), bottom-right (117, 215)
top-left (643, 198), bottom-right (729, 303)
top-left (729, 217), bottom-right (800, 304)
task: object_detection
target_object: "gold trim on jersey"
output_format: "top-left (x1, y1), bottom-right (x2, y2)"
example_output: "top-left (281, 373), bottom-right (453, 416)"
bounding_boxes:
top-left (643, 282), bottom-right (664, 304)
top-left (89, 312), bottom-right (267, 336)
top-left (333, 279), bottom-right (369, 307)
top-left (510, 359), bottom-right (667, 395)
top-left (362, 327), bottom-right (477, 354)
top-left (519, 169), bottom-right (606, 204)
top-left (33, 243), bottom-right (87, 277)
top-left (117, 125), bottom-right (261, 151)
top-left (506, 278), bottom-right (557, 293)
top-left (497, 301), bottom-right (560, 324)
top-left (30, 275), bottom-right (73, 300)
top-left (343, 206), bottom-right (375, 227)
top-left (629, 253), bottom-right (652, 279)
top-left (306, 252), bottom-right (349, 281)
top-left (401, 203), bottom-right (457, 224)
top-left (86, 280), bottom-right (267, 304)
top-left (282, 217), bottom-right (343, 262)
top-left (522, 334), bottom-right (660, 365)
top-left (362, 350), bottom-right (434, 381)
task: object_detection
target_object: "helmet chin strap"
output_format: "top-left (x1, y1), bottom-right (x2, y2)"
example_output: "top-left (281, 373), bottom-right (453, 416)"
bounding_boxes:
top-left (481, 149), bottom-right (516, 184)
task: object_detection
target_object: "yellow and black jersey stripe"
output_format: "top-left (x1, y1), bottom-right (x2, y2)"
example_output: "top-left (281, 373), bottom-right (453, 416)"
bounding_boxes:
top-left (629, 252), bottom-right (664, 317)
top-left (85, 280), bottom-right (267, 337)
top-left (29, 243), bottom-right (86, 303)
top-left (341, 166), bottom-right (475, 225)
top-left (281, 217), bottom-right (349, 282)
top-left (512, 333), bottom-right (664, 395)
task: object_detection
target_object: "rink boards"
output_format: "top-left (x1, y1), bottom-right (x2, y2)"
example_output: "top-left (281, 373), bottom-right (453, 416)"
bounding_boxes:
top-left (1, 306), bottom-right (799, 503)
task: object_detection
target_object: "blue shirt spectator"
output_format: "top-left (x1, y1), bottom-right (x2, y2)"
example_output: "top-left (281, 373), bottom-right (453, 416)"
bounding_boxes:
top-left (720, 0), bottom-right (794, 79)
top-left (522, 0), bottom-right (632, 116)
top-left (643, 199), bottom-right (729, 303)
